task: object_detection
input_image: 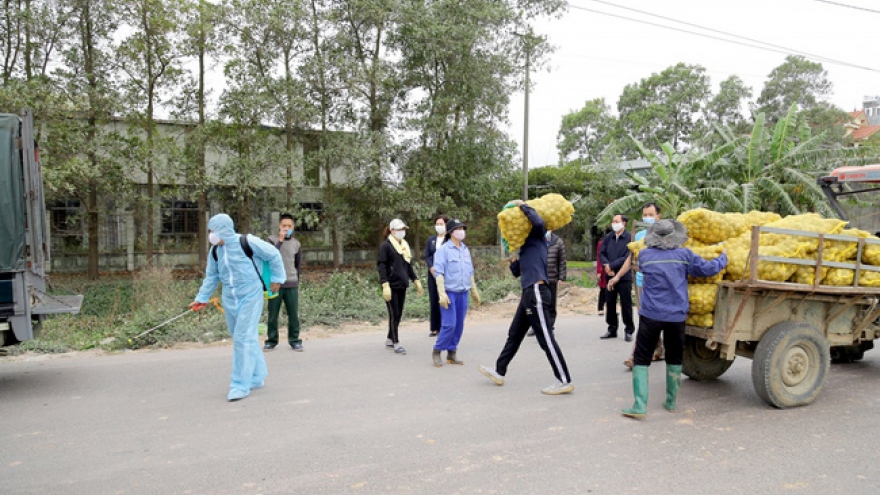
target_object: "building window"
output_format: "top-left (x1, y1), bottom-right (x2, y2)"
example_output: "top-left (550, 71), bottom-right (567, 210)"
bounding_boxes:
top-left (49, 199), bottom-right (84, 252)
top-left (161, 200), bottom-right (199, 236)
top-left (298, 202), bottom-right (323, 232)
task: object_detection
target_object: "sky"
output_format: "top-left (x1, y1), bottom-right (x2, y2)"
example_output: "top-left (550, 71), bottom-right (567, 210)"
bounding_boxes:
top-left (508, 0), bottom-right (880, 168)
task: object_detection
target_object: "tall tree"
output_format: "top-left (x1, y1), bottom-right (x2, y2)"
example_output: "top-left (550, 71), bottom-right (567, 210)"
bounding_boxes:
top-left (225, 0), bottom-right (312, 210)
top-left (36, 0), bottom-right (120, 280)
top-left (617, 63), bottom-right (711, 156)
top-left (116, 0), bottom-right (184, 265)
top-left (175, 0), bottom-right (226, 268)
top-left (756, 55), bottom-right (832, 123)
top-left (556, 97), bottom-right (617, 165)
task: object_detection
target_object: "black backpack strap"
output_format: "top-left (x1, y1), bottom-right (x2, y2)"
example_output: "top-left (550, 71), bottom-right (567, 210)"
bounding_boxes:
top-left (211, 245), bottom-right (218, 262)
top-left (240, 235), bottom-right (267, 291)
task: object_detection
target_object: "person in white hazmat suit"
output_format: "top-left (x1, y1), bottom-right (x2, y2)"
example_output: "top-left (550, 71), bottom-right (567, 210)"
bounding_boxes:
top-left (190, 214), bottom-right (286, 401)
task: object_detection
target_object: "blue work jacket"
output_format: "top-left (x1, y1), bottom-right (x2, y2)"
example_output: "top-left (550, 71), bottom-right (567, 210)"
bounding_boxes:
top-left (639, 247), bottom-right (728, 322)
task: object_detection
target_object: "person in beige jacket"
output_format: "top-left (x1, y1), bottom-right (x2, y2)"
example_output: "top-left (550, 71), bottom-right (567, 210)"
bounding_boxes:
top-left (264, 213), bottom-right (303, 351)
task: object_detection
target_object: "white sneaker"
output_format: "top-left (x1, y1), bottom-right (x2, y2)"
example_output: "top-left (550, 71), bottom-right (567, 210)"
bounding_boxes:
top-left (541, 381), bottom-right (574, 395)
top-left (385, 339), bottom-right (394, 349)
top-left (479, 365), bottom-right (504, 386)
top-left (394, 345), bottom-right (406, 355)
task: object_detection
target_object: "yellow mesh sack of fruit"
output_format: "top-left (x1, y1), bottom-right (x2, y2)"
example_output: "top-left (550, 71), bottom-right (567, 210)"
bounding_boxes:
top-left (687, 245), bottom-right (726, 283)
top-left (725, 240), bottom-right (810, 281)
top-left (858, 236), bottom-right (880, 265)
top-left (690, 270), bottom-right (725, 284)
top-left (743, 211), bottom-right (782, 227)
top-left (678, 208), bottom-right (748, 244)
top-left (497, 194), bottom-right (574, 251)
top-left (686, 312), bottom-right (714, 328)
top-left (688, 284), bottom-right (718, 315)
top-left (859, 271), bottom-right (880, 287)
top-left (683, 238), bottom-right (707, 248)
top-left (824, 268), bottom-right (854, 286)
top-left (759, 214), bottom-right (848, 248)
top-left (627, 239), bottom-right (646, 260)
top-left (790, 254), bottom-right (828, 285)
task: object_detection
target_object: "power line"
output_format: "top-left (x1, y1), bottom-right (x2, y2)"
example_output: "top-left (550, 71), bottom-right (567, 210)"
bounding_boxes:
top-left (812, 0), bottom-right (880, 14)
top-left (582, 0), bottom-right (869, 68)
top-left (566, 1), bottom-right (880, 73)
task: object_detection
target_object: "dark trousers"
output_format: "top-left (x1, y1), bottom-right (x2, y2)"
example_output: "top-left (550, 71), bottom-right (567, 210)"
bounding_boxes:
top-left (605, 280), bottom-right (634, 336)
top-left (266, 287), bottom-right (300, 345)
top-left (495, 284), bottom-right (571, 384)
top-left (597, 287), bottom-right (607, 311)
top-left (633, 315), bottom-right (684, 366)
top-left (427, 275), bottom-right (441, 332)
top-left (547, 282), bottom-right (558, 328)
top-left (385, 288), bottom-right (407, 344)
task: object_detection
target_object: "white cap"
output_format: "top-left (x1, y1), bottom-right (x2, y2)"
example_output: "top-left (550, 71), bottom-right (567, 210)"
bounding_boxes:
top-left (389, 219), bottom-right (408, 230)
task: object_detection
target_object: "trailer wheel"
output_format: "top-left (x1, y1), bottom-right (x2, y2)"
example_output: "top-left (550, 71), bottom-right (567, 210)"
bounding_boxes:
top-left (751, 322), bottom-right (830, 408)
top-left (682, 335), bottom-right (733, 381)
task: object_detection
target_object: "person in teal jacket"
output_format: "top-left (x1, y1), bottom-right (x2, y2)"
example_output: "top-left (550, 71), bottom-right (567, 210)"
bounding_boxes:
top-left (191, 214), bottom-right (286, 402)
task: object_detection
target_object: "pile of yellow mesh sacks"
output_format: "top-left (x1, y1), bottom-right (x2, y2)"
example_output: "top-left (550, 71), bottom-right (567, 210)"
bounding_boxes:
top-left (627, 208), bottom-right (880, 328)
top-left (498, 194), bottom-right (575, 252)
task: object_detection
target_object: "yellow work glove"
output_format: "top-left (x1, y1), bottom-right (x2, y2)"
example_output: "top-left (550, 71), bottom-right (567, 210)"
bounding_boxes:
top-left (414, 279), bottom-right (424, 296)
top-left (436, 275), bottom-right (450, 309)
top-left (381, 282), bottom-right (392, 302)
top-left (470, 276), bottom-right (481, 307)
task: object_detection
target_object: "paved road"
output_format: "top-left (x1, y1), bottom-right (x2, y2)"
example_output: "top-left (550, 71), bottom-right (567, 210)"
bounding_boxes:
top-left (3, 313), bottom-right (880, 495)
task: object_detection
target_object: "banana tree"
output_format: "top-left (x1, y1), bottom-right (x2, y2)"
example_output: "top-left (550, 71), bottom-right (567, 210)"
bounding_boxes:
top-left (715, 104), bottom-right (870, 216)
top-left (596, 136), bottom-right (740, 225)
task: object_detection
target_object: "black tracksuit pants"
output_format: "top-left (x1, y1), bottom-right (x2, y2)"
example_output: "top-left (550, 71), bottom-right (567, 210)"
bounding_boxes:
top-left (386, 288), bottom-right (407, 344)
top-left (495, 283), bottom-right (571, 384)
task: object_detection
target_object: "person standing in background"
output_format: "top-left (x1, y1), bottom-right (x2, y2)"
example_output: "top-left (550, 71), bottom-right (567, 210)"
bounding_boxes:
top-left (599, 214), bottom-right (634, 341)
top-left (596, 237), bottom-right (607, 316)
top-left (529, 229), bottom-right (566, 336)
top-left (424, 215), bottom-right (449, 337)
top-left (264, 213), bottom-right (303, 352)
top-left (377, 219), bottom-right (424, 355)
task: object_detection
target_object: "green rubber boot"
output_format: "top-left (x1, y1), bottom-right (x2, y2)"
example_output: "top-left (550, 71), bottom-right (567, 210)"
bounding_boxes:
top-left (622, 365), bottom-right (649, 419)
top-left (663, 364), bottom-right (682, 412)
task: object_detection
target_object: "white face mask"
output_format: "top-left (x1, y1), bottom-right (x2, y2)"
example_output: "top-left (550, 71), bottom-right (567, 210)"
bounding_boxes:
top-left (611, 222), bottom-right (624, 233)
top-left (435, 225), bottom-right (446, 235)
top-left (209, 232), bottom-right (221, 245)
top-left (452, 230), bottom-right (466, 241)
top-left (393, 230), bottom-right (406, 240)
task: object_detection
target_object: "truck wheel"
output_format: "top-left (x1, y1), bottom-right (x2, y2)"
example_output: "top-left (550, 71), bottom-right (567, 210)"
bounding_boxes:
top-left (751, 321), bottom-right (830, 408)
top-left (682, 335), bottom-right (733, 381)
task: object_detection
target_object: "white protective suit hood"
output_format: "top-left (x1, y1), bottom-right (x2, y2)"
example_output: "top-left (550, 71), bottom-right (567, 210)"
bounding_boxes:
top-left (208, 213), bottom-right (237, 244)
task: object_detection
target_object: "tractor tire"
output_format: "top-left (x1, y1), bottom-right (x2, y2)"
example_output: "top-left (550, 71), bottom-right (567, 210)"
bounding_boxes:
top-left (751, 321), bottom-right (830, 409)
top-left (682, 335), bottom-right (733, 381)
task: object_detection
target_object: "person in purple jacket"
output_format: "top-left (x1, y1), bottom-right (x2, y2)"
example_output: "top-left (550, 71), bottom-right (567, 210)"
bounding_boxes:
top-left (479, 200), bottom-right (573, 395)
top-left (608, 219), bottom-right (727, 418)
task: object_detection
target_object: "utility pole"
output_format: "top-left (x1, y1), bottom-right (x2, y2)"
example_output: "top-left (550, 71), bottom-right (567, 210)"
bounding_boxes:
top-left (523, 41), bottom-right (530, 201)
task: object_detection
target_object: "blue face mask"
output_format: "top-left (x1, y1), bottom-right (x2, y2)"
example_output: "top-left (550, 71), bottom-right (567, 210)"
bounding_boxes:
top-left (642, 217), bottom-right (656, 224)
top-left (284, 229), bottom-right (293, 239)
top-left (545, 232), bottom-right (551, 242)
